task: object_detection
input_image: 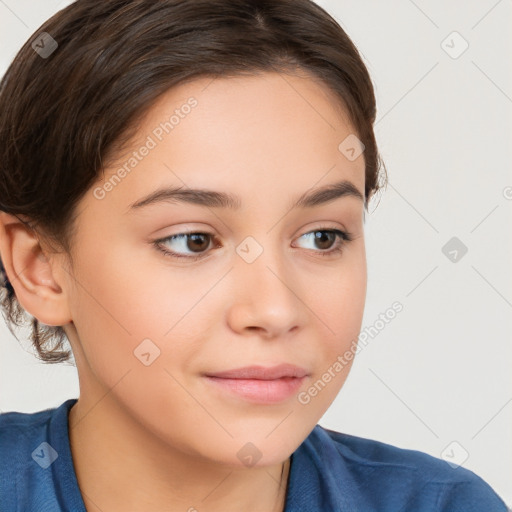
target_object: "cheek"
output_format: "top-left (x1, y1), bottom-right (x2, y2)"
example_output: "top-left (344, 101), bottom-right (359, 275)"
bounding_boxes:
top-left (297, 244), bottom-right (366, 406)
top-left (68, 244), bottom-right (222, 381)
top-left (307, 244), bottom-right (367, 344)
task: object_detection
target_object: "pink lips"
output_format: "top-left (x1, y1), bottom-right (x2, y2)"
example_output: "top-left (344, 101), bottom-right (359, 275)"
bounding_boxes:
top-left (204, 364), bottom-right (309, 404)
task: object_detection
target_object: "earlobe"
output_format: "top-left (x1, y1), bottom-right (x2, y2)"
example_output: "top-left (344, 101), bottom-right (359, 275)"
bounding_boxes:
top-left (0, 212), bottom-right (72, 327)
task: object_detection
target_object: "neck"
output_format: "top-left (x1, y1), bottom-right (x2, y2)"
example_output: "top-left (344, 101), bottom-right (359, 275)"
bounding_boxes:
top-left (68, 395), bottom-right (291, 512)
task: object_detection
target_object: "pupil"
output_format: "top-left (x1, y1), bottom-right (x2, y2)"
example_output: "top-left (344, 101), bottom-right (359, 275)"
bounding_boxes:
top-left (188, 233), bottom-right (209, 252)
top-left (315, 231), bottom-right (333, 250)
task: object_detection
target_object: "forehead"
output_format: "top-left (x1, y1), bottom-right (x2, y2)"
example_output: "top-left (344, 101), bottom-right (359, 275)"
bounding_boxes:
top-left (93, 71), bottom-right (365, 214)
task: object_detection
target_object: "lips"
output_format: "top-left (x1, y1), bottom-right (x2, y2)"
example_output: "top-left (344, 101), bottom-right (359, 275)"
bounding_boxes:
top-left (204, 364), bottom-right (309, 404)
top-left (204, 363), bottom-right (309, 380)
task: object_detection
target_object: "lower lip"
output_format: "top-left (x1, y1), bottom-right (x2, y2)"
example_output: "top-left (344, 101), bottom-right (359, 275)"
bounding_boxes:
top-left (205, 376), bottom-right (306, 404)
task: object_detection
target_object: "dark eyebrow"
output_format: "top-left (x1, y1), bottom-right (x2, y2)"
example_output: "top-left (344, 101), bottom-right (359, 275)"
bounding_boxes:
top-left (293, 180), bottom-right (364, 208)
top-left (127, 179), bottom-right (364, 212)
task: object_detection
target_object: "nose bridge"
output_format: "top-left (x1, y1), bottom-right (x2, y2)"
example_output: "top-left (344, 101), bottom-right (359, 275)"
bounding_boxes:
top-left (236, 229), bottom-right (277, 274)
top-left (233, 231), bottom-right (301, 312)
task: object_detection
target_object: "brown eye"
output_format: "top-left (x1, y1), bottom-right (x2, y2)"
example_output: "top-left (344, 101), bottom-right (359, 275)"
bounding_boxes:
top-left (154, 228), bottom-right (353, 262)
top-left (294, 229), bottom-right (352, 256)
top-left (154, 232), bottom-right (216, 260)
top-left (311, 231), bottom-right (337, 250)
top-left (185, 233), bottom-right (211, 253)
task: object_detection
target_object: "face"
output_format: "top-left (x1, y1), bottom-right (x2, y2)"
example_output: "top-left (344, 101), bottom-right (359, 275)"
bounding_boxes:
top-left (59, 70), bottom-right (367, 468)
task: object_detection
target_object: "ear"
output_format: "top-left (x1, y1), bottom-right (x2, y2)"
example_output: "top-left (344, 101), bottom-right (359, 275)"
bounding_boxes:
top-left (0, 212), bottom-right (72, 327)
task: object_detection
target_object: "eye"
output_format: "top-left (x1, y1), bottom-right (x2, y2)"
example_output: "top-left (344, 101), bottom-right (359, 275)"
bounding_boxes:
top-left (293, 228), bottom-right (353, 257)
top-left (153, 228), bottom-right (353, 261)
top-left (153, 232), bottom-right (217, 261)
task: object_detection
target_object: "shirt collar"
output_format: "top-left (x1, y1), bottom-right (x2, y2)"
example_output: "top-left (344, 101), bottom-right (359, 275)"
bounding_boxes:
top-left (284, 424), bottom-right (367, 510)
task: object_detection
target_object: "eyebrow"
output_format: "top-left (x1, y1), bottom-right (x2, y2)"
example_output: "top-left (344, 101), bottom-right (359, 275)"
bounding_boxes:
top-left (127, 179), bottom-right (364, 212)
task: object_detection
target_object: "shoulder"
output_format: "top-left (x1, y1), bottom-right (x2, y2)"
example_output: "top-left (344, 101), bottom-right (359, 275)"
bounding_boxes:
top-left (0, 405), bottom-right (55, 466)
top-left (0, 399), bottom-right (78, 511)
top-left (296, 424), bottom-right (508, 511)
top-left (0, 405), bottom-right (55, 433)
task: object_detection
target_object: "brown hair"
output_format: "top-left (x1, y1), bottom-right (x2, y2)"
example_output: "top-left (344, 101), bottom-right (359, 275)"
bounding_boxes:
top-left (0, 0), bottom-right (387, 363)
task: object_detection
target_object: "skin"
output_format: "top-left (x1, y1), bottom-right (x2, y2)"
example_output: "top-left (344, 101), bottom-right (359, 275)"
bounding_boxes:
top-left (0, 70), bottom-right (367, 511)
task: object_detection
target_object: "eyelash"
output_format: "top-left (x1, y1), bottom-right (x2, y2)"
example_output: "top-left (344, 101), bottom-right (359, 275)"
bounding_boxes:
top-left (153, 228), bottom-right (353, 262)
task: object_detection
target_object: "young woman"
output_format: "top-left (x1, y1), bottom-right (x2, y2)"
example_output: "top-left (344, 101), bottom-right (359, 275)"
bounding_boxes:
top-left (0, 1), bottom-right (508, 510)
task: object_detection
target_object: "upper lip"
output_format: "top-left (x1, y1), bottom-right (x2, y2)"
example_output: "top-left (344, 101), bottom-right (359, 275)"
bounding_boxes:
top-left (205, 364), bottom-right (308, 380)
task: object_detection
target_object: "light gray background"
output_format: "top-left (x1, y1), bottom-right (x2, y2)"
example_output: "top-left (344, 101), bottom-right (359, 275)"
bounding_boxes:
top-left (0, 0), bottom-right (511, 504)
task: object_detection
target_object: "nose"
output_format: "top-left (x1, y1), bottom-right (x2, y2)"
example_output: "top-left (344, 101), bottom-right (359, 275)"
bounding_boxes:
top-left (225, 242), bottom-right (305, 339)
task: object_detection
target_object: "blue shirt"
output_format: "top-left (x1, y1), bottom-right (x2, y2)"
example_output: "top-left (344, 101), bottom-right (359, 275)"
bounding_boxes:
top-left (0, 398), bottom-right (508, 511)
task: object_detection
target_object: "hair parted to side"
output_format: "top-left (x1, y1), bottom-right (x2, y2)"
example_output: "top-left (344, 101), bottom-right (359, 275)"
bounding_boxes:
top-left (0, 0), bottom-right (387, 363)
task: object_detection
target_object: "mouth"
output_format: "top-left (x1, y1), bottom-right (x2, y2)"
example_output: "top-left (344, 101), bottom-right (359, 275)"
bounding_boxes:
top-left (203, 364), bottom-right (309, 404)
